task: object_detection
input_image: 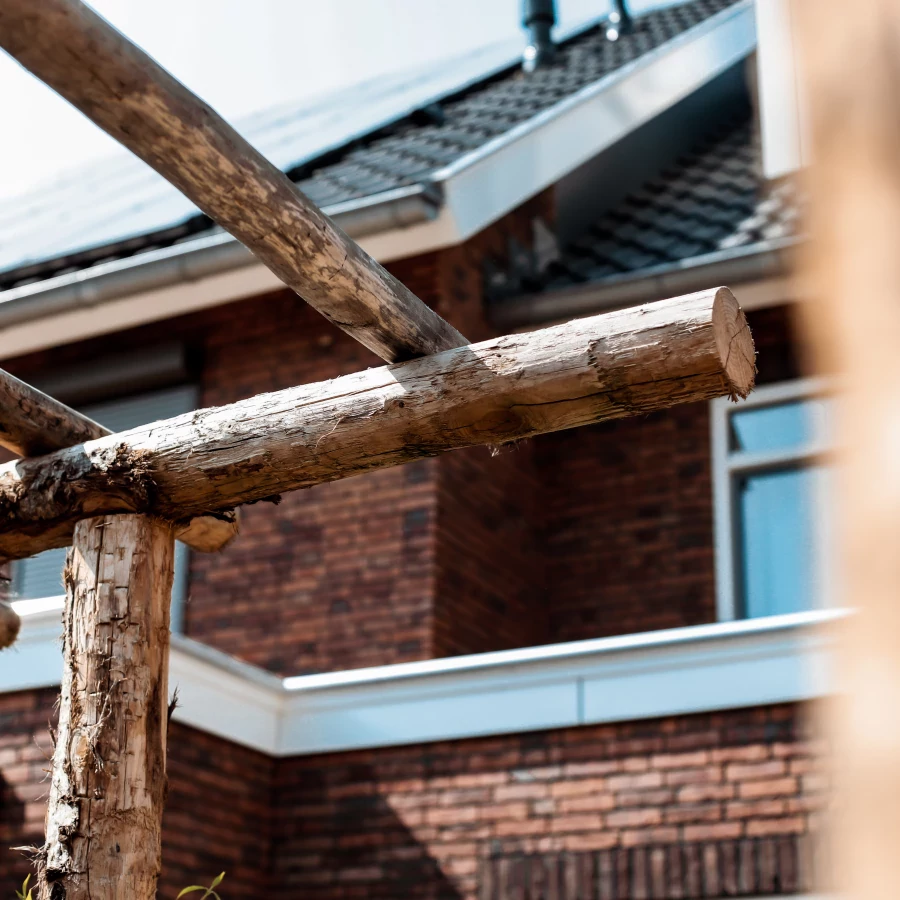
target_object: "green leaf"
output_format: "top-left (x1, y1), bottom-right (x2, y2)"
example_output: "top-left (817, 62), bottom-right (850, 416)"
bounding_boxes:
top-left (176, 887), bottom-right (206, 898)
top-left (210, 873), bottom-right (225, 890)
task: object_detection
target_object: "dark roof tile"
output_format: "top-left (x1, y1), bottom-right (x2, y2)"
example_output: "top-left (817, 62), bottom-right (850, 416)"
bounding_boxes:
top-left (493, 115), bottom-right (803, 302)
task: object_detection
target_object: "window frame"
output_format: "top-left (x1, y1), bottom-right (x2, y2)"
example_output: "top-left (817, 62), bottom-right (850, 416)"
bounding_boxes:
top-left (711, 376), bottom-right (831, 622)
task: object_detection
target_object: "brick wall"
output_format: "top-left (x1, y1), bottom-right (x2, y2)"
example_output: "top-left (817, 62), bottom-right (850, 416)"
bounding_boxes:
top-left (1, 692), bottom-right (827, 900)
top-left (535, 304), bottom-right (801, 645)
top-left (433, 442), bottom-right (548, 658)
top-left (0, 221), bottom-right (802, 675)
top-left (272, 703), bottom-right (828, 899)
top-left (0, 690), bottom-right (272, 899)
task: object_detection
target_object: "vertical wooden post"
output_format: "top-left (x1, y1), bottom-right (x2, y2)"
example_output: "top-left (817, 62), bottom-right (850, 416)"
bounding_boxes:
top-left (40, 515), bottom-right (175, 900)
top-left (792, 1), bottom-right (900, 897)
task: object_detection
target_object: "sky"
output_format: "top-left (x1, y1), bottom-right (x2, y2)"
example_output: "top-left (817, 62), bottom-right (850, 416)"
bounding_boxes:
top-left (0, 0), bottom-right (617, 202)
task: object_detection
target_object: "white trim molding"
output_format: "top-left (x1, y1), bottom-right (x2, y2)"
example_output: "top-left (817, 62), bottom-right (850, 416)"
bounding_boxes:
top-left (3, 599), bottom-right (841, 757)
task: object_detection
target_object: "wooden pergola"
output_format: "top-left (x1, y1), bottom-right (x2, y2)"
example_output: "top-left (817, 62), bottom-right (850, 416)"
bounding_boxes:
top-left (0, 2), bottom-right (756, 899)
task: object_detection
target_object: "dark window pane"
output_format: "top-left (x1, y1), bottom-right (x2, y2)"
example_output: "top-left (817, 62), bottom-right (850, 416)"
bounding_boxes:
top-left (730, 397), bottom-right (828, 454)
top-left (13, 546), bottom-right (67, 600)
top-left (738, 466), bottom-right (823, 618)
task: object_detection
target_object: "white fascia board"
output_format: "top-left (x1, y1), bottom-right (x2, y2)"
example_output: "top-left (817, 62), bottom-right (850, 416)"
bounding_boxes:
top-left (1, 602), bottom-right (840, 757)
top-left (279, 609), bottom-right (839, 755)
top-left (5, 598), bottom-right (284, 754)
top-left (168, 635), bottom-right (284, 754)
top-left (436, 0), bottom-right (756, 243)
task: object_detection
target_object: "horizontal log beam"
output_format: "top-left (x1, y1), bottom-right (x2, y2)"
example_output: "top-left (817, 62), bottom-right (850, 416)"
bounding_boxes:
top-left (0, 368), bottom-right (238, 554)
top-left (0, 0), bottom-right (466, 364)
top-left (0, 288), bottom-right (754, 563)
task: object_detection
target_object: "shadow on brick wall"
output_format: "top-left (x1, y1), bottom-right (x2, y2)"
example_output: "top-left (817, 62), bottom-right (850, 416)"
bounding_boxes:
top-left (272, 759), bottom-right (463, 900)
top-left (0, 774), bottom-right (33, 897)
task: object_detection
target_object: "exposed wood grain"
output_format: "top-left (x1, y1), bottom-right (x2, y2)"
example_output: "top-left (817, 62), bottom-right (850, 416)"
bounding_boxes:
top-left (792, 3), bottom-right (900, 898)
top-left (0, 600), bottom-right (19, 649)
top-left (0, 0), bottom-right (466, 364)
top-left (40, 514), bottom-right (174, 900)
top-left (0, 366), bottom-right (238, 554)
top-left (0, 288), bottom-right (754, 563)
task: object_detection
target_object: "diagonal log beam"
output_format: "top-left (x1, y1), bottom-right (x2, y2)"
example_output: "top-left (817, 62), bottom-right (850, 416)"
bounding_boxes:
top-left (0, 368), bottom-right (238, 553)
top-left (0, 288), bottom-right (754, 564)
top-left (0, 0), bottom-right (466, 364)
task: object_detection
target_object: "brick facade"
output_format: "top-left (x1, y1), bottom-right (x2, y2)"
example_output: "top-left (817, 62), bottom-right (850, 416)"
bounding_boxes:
top-left (0, 690), bottom-right (273, 899)
top-left (1, 298), bottom-right (801, 674)
top-left (0, 690), bottom-right (827, 899)
top-left (0, 191), bottom-right (817, 896)
top-left (272, 702), bottom-right (826, 899)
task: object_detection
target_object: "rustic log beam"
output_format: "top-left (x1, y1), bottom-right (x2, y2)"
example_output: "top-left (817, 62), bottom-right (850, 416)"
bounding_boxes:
top-left (0, 0), bottom-right (466, 364)
top-left (0, 288), bottom-right (754, 563)
top-left (40, 514), bottom-right (174, 900)
top-left (0, 367), bottom-right (238, 554)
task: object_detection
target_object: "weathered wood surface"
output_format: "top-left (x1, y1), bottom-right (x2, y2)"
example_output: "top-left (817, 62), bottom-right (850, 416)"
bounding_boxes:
top-left (0, 288), bottom-right (754, 563)
top-left (0, 366), bottom-right (238, 554)
top-left (792, 2), bottom-right (900, 898)
top-left (0, 599), bottom-right (19, 649)
top-left (0, 369), bottom-right (105, 456)
top-left (0, 0), bottom-right (466, 364)
top-left (40, 514), bottom-right (174, 900)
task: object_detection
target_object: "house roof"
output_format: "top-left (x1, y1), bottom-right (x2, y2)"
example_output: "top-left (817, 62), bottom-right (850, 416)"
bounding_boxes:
top-left (489, 112), bottom-right (802, 322)
top-left (0, 0), bottom-right (741, 294)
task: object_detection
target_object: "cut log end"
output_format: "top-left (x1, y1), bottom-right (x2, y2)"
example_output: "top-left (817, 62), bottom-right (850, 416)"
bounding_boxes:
top-left (0, 600), bottom-right (21, 649)
top-left (712, 286), bottom-right (756, 400)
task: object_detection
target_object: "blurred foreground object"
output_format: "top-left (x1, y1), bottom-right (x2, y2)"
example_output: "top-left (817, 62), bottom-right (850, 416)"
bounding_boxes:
top-left (793, 2), bottom-right (900, 897)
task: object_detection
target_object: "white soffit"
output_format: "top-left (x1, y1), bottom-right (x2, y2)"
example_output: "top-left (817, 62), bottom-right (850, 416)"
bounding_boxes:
top-left (0, 1), bottom-right (756, 361)
top-left (756, 0), bottom-right (809, 179)
top-left (2, 600), bottom-right (840, 757)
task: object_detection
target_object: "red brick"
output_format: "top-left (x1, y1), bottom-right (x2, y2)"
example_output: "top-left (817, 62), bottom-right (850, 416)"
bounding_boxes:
top-left (738, 777), bottom-right (799, 799)
top-left (727, 799), bottom-right (787, 819)
top-left (725, 760), bottom-right (787, 781)
top-left (676, 783), bottom-right (735, 803)
top-left (606, 808), bottom-right (662, 829)
top-left (745, 817), bottom-right (806, 837)
top-left (683, 822), bottom-right (744, 842)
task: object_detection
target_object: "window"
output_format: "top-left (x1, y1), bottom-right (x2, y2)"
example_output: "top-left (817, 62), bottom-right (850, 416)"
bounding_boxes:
top-left (11, 383), bottom-right (197, 632)
top-left (711, 379), bottom-right (834, 621)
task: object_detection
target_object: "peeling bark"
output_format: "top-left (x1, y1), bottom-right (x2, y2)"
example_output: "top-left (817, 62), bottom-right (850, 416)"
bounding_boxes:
top-left (0, 289), bottom-right (754, 562)
top-left (40, 514), bottom-right (174, 900)
top-left (0, 366), bottom-right (238, 555)
top-left (0, 0), bottom-right (466, 364)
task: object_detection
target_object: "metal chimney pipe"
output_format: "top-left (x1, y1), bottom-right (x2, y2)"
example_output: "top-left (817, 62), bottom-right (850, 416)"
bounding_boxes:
top-left (606, 0), bottom-right (634, 41)
top-left (521, 0), bottom-right (556, 72)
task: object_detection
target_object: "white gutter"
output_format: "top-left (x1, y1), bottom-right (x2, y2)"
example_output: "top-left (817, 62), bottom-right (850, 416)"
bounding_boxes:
top-left (0, 2), bottom-right (756, 361)
top-left (495, 237), bottom-right (800, 329)
top-left (2, 599), bottom-right (841, 757)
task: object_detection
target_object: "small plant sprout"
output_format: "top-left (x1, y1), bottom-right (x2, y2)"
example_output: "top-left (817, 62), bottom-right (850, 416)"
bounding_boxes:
top-left (15, 875), bottom-right (33, 900)
top-left (176, 872), bottom-right (225, 900)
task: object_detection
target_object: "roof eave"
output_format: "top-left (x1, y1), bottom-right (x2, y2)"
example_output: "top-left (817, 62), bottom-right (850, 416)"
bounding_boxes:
top-left (0, 0), bottom-right (758, 359)
top-left (491, 237), bottom-right (801, 330)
